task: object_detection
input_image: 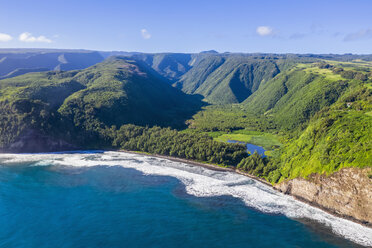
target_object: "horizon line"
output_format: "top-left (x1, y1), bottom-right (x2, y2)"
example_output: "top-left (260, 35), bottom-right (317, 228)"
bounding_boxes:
top-left (0, 47), bottom-right (371, 55)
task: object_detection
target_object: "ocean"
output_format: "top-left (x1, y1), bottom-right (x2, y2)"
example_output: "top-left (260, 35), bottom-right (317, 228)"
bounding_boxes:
top-left (0, 151), bottom-right (371, 248)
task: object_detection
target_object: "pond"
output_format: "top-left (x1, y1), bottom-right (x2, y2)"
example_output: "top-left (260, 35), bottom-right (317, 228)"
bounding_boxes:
top-left (227, 140), bottom-right (267, 157)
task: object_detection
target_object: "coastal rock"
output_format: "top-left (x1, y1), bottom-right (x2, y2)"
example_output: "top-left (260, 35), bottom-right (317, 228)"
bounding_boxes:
top-left (275, 167), bottom-right (372, 226)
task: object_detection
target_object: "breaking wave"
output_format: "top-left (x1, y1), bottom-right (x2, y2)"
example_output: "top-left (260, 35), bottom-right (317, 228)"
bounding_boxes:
top-left (0, 151), bottom-right (371, 247)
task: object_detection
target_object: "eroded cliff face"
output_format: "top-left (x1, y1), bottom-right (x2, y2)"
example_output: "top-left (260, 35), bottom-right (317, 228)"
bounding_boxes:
top-left (275, 167), bottom-right (372, 226)
top-left (0, 129), bottom-right (77, 153)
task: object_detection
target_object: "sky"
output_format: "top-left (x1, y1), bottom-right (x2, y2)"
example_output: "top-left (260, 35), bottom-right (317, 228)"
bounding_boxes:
top-left (0, 0), bottom-right (371, 54)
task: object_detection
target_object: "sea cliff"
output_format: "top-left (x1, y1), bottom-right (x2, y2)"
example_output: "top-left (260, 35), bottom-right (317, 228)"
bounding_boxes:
top-left (275, 167), bottom-right (372, 227)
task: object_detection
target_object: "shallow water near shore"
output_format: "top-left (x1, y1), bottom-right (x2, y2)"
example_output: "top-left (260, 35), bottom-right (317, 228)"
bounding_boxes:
top-left (0, 151), bottom-right (371, 248)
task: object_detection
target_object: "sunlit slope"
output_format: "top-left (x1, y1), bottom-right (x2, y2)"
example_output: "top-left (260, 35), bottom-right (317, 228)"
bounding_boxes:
top-left (243, 61), bottom-right (372, 182)
top-left (275, 83), bottom-right (372, 182)
top-left (175, 55), bottom-right (296, 104)
top-left (243, 64), bottom-right (351, 129)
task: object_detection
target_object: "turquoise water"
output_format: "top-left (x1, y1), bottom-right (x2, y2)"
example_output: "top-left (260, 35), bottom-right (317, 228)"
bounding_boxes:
top-left (0, 152), bottom-right (370, 248)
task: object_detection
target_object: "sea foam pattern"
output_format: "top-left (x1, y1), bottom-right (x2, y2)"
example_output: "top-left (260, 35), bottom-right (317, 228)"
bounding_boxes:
top-left (0, 151), bottom-right (371, 247)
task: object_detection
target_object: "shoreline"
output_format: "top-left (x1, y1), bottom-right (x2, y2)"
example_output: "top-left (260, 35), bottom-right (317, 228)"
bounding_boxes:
top-left (0, 149), bottom-right (369, 229)
top-left (118, 149), bottom-right (371, 228)
top-left (119, 149), bottom-right (272, 186)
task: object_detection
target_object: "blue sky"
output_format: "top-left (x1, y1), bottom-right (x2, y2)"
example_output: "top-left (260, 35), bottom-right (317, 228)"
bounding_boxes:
top-left (0, 0), bottom-right (371, 53)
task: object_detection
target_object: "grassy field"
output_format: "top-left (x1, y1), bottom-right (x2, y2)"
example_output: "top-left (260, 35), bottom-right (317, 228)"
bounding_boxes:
top-left (186, 104), bottom-right (278, 132)
top-left (303, 67), bottom-right (343, 81)
top-left (207, 129), bottom-right (282, 150)
top-left (295, 63), bottom-right (343, 81)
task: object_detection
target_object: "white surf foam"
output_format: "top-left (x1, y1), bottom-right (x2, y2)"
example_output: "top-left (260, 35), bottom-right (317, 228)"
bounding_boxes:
top-left (0, 151), bottom-right (371, 246)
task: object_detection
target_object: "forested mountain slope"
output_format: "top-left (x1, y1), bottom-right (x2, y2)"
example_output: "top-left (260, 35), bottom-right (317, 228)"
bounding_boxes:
top-left (174, 54), bottom-right (302, 104)
top-left (2, 49), bottom-right (371, 105)
top-left (0, 57), bottom-right (203, 152)
top-left (243, 64), bottom-right (350, 129)
top-left (187, 60), bottom-right (371, 183)
top-left (268, 62), bottom-right (372, 181)
top-left (260, 61), bottom-right (370, 179)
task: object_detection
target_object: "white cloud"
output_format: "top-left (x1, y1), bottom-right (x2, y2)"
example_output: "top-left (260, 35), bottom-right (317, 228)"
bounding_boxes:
top-left (141, 29), bottom-right (151, 39)
top-left (0, 33), bottom-right (13, 42)
top-left (19, 32), bottom-right (52, 43)
top-left (256, 26), bottom-right (273, 36)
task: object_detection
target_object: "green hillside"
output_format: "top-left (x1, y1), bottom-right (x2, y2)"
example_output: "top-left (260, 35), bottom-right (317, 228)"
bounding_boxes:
top-left (243, 64), bottom-right (349, 129)
top-left (272, 80), bottom-right (372, 182)
top-left (187, 60), bottom-right (372, 182)
top-left (0, 57), bottom-right (203, 152)
top-left (175, 54), bottom-right (299, 104)
top-left (173, 55), bottom-right (226, 93)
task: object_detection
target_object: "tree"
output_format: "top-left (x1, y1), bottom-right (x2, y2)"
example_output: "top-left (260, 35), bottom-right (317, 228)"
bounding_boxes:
top-left (354, 72), bottom-right (368, 81)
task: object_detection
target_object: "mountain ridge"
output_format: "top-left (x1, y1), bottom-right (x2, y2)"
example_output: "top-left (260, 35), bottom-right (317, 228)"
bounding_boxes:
top-left (0, 56), bottom-right (203, 152)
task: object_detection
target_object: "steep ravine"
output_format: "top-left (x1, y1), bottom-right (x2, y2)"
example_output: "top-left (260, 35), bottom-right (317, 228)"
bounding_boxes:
top-left (275, 167), bottom-right (372, 227)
